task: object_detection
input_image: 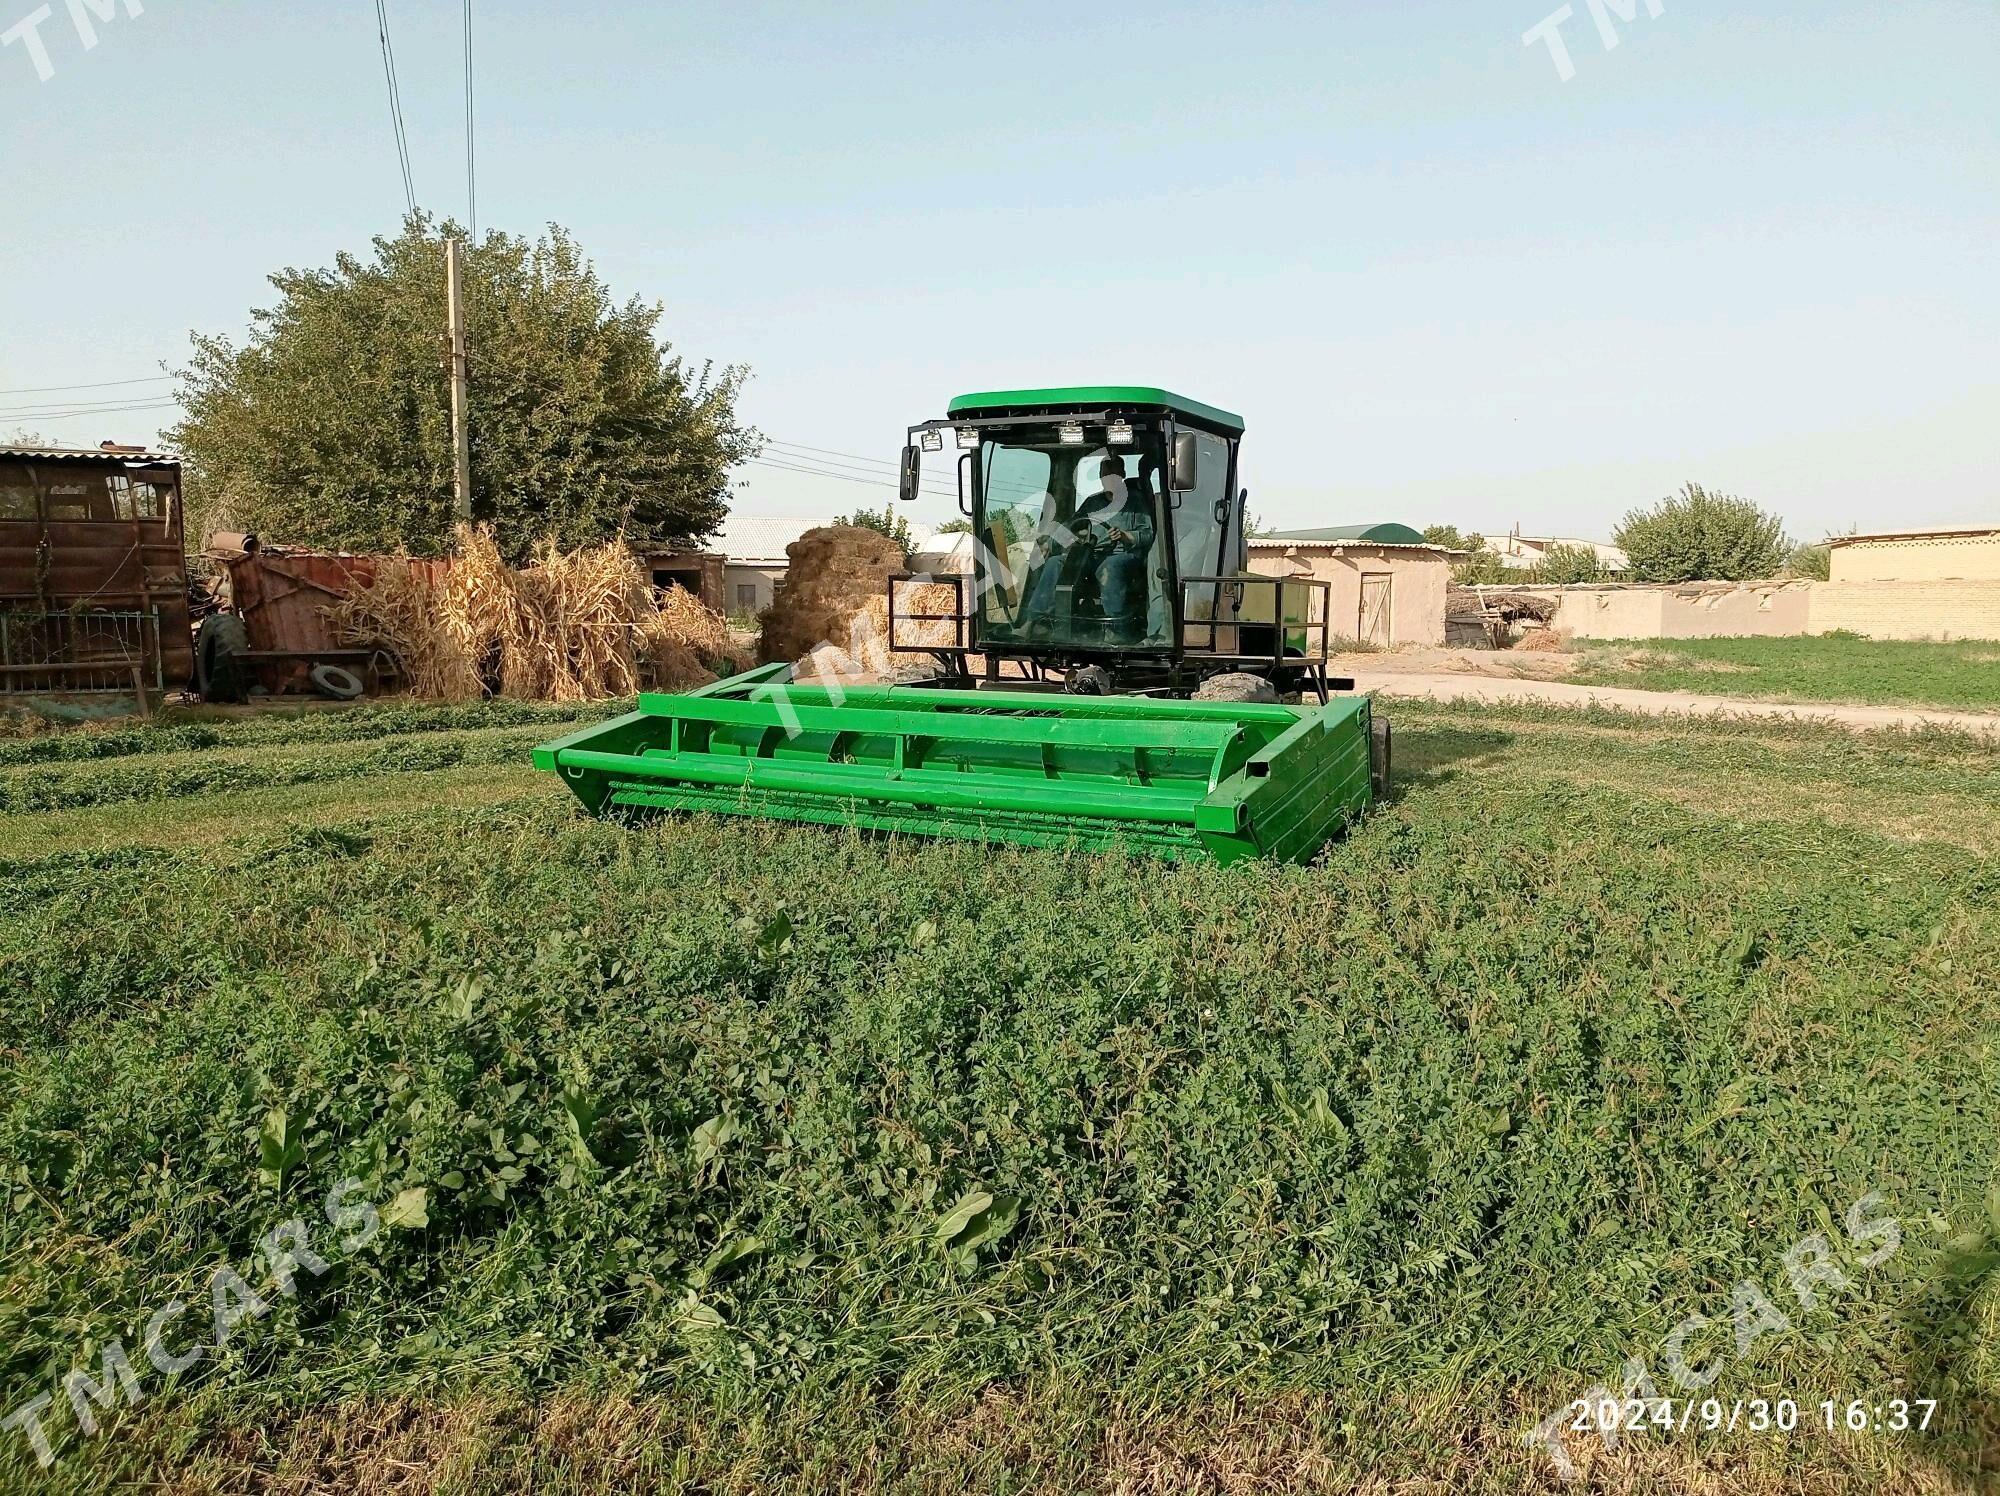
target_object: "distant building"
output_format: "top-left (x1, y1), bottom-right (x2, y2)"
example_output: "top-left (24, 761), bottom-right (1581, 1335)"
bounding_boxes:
top-left (714, 517), bottom-right (834, 615)
top-left (1492, 528), bottom-right (1629, 573)
top-left (1817, 524), bottom-right (2000, 640)
top-left (1827, 525), bottom-right (2000, 583)
top-left (1246, 524), bottom-right (1450, 647)
top-left (635, 549), bottom-right (726, 613)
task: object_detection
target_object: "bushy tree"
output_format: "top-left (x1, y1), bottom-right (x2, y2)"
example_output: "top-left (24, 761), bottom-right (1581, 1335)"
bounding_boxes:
top-left (1614, 483), bottom-right (1787, 582)
top-left (1451, 552), bottom-right (1512, 585)
top-left (169, 214), bottom-right (758, 562)
top-left (1422, 524), bottom-right (1486, 553)
top-left (1533, 541), bottom-right (1607, 584)
top-left (838, 503), bottom-right (914, 557)
top-left (1786, 539), bottom-right (1833, 580)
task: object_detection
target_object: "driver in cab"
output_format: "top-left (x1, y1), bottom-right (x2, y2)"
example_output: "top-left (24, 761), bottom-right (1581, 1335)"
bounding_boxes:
top-left (1077, 456), bottom-right (1155, 641)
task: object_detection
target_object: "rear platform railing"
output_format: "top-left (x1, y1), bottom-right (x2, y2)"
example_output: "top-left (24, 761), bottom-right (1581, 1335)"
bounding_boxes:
top-left (0, 607), bottom-right (162, 694)
top-left (887, 572), bottom-right (970, 653)
top-left (1179, 574), bottom-right (1331, 669)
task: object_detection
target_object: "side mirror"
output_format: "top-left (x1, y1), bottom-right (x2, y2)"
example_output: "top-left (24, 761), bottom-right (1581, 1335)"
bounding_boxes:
top-left (1170, 431), bottom-right (1199, 492)
top-left (898, 444), bottom-right (921, 504)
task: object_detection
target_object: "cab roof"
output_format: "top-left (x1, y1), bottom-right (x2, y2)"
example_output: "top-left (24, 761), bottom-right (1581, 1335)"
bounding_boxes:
top-left (947, 385), bottom-right (1244, 435)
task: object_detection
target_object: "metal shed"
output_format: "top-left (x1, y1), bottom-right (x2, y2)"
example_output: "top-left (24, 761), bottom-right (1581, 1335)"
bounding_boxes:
top-left (0, 444), bottom-right (193, 697)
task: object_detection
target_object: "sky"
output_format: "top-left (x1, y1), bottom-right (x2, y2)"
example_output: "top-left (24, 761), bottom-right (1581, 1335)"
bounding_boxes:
top-left (0, 0), bottom-right (1993, 544)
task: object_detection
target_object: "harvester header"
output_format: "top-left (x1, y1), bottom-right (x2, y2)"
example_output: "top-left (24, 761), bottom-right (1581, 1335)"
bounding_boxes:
top-left (536, 664), bottom-right (1376, 865)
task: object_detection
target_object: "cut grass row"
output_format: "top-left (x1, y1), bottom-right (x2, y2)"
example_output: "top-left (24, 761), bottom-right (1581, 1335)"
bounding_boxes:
top-left (0, 723), bottom-right (572, 816)
top-left (1564, 635), bottom-right (2000, 712)
top-left (0, 697), bottom-right (617, 766)
top-left (0, 699), bottom-right (1995, 1491)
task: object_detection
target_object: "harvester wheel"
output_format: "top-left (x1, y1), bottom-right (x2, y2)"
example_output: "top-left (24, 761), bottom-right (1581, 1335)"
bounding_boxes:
top-left (1193, 671), bottom-right (1279, 704)
top-left (195, 613), bottom-right (251, 704)
top-left (1370, 713), bottom-right (1392, 802)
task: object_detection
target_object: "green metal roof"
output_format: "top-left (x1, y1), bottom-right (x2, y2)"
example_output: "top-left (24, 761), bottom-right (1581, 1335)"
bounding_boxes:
top-left (1262, 523), bottom-right (1429, 546)
top-left (947, 385), bottom-right (1245, 434)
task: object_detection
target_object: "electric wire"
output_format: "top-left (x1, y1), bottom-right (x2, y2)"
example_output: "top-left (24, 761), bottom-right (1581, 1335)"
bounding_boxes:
top-left (462, 0), bottom-right (477, 240)
top-left (745, 456), bottom-right (955, 500)
top-left (0, 364), bottom-right (983, 506)
top-left (374, 0), bottom-right (418, 216)
top-left (0, 399), bottom-right (181, 422)
top-left (0, 375), bottom-right (172, 397)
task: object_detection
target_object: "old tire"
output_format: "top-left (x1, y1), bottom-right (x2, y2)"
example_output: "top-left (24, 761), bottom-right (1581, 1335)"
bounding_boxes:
top-left (195, 613), bottom-right (250, 704)
top-left (309, 663), bottom-right (366, 701)
top-left (1370, 712), bottom-right (1392, 802)
top-left (1193, 671), bottom-right (1279, 704)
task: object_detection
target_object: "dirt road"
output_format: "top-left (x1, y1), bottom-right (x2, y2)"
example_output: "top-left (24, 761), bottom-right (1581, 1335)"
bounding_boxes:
top-left (1352, 670), bottom-right (2000, 739)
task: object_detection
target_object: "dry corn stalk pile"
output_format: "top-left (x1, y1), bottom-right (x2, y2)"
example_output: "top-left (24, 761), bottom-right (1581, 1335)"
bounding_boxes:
top-left (334, 525), bottom-right (729, 701)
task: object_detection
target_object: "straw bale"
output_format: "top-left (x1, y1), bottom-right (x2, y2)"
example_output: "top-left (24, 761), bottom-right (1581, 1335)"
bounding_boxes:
top-left (333, 524), bottom-right (734, 701)
top-left (756, 526), bottom-right (905, 668)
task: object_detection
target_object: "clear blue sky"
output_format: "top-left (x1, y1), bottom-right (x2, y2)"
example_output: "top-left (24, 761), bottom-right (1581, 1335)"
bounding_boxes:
top-left (2, 0), bottom-right (1993, 542)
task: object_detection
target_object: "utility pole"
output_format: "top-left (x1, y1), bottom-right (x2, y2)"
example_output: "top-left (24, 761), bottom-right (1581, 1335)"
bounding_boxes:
top-left (445, 238), bottom-right (473, 521)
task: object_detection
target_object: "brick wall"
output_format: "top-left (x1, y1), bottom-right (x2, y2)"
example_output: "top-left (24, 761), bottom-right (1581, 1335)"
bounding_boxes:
top-left (1811, 580), bottom-right (2000, 641)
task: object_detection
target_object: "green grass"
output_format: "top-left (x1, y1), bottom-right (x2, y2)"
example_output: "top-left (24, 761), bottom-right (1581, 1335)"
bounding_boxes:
top-left (0, 700), bottom-right (1996, 1493)
top-left (1564, 634), bottom-right (2000, 712)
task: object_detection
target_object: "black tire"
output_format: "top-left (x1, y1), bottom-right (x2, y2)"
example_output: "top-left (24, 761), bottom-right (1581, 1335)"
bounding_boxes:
top-left (309, 663), bottom-right (366, 701)
top-left (1370, 712), bottom-right (1392, 803)
top-left (195, 613), bottom-right (251, 704)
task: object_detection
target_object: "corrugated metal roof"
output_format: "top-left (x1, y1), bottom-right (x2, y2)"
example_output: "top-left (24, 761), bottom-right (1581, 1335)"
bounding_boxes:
top-left (1253, 523), bottom-right (1436, 548)
top-left (714, 516), bottom-right (837, 563)
top-left (0, 443), bottom-right (176, 464)
top-left (1267, 523), bottom-right (1426, 545)
top-left (1829, 525), bottom-right (2000, 546)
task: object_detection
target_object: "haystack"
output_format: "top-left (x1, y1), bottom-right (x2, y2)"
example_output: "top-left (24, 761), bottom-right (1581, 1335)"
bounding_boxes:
top-left (334, 524), bottom-right (732, 701)
top-left (757, 525), bottom-right (907, 672)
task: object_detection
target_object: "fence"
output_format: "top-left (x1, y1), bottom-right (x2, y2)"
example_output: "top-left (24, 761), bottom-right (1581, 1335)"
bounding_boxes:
top-left (0, 607), bottom-right (163, 694)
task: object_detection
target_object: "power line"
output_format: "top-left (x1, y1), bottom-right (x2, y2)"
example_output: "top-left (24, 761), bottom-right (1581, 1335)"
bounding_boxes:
top-left (373, 0), bottom-right (418, 216)
top-left (462, 0), bottom-right (477, 240)
top-left (745, 455), bottom-right (951, 495)
top-left (0, 393), bottom-right (183, 414)
top-left (0, 399), bottom-right (181, 421)
top-left (744, 456), bottom-right (955, 501)
top-left (0, 375), bottom-right (171, 397)
top-left (762, 442), bottom-right (918, 481)
top-left (763, 436), bottom-right (909, 471)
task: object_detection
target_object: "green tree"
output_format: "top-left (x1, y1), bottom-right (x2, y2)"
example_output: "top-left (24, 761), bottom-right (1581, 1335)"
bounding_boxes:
top-left (933, 517), bottom-right (974, 535)
top-left (839, 502), bottom-right (914, 557)
top-left (1786, 539), bottom-right (1833, 580)
top-left (1614, 483), bottom-right (1787, 582)
top-left (1532, 541), bottom-right (1606, 584)
top-left (169, 214), bottom-right (758, 562)
top-left (1244, 512), bottom-right (1281, 539)
top-left (1451, 552), bottom-right (1512, 585)
top-left (1422, 524), bottom-right (1487, 553)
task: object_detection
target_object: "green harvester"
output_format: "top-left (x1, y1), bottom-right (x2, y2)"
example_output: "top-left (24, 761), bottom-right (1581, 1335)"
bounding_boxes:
top-left (535, 387), bottom-right (1388, 864)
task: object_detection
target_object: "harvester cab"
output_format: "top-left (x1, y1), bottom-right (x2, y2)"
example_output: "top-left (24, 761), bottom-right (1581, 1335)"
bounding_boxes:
top-left (533, 386), bottom-right (1389, 865)
top-left (891, 386), bottom-right (1336, 702)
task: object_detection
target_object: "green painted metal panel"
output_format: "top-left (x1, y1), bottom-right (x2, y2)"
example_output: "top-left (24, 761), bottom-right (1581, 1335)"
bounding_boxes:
top-left (946, 386), bottom-right (1245, 434)
top-left (536, 667), bottom-right (1373, 864)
